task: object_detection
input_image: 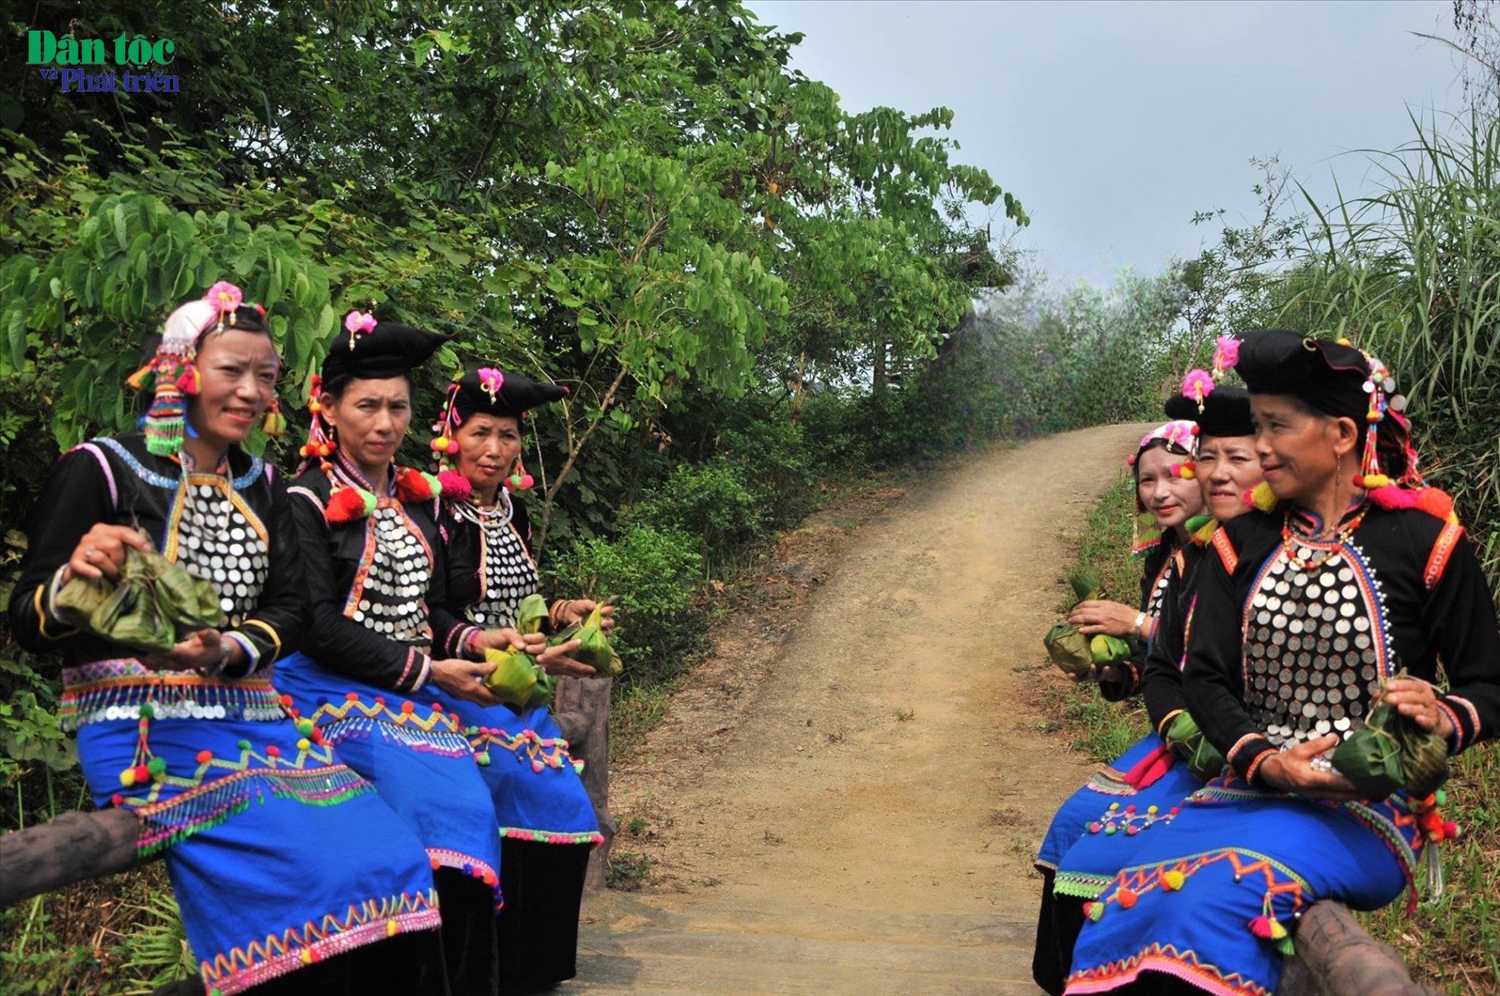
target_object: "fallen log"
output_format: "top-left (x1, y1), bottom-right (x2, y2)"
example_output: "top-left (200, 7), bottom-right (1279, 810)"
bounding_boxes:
top-left (1280, 900), bottom-right (1440, 996)
top-left (0, 807), bottom-right (147, 908)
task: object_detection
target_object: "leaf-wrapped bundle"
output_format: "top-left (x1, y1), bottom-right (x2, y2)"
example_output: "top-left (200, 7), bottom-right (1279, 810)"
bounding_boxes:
top-left (550, 600), bottom-right (621, 676)
top-left (1044, 623), bottom-right (1093, 677)
top-left (1089, 634), bottom-right (1132, 664)
top-left (53, 546), bottom-right (222, 654)
top-left (482, 647), bottom-right (554, 710)
top-left (1331, 691), bottom-right (1449, 799)
top-left (1162, 711), bottom-right (1227, 782)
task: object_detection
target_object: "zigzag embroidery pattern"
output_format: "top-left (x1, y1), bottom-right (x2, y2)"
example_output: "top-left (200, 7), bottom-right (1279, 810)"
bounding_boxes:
top-left (1066, 941), bottom-right (1272, 996)
top-left (466, 725), bottom-right (581, 774)
top-left (199, 888), bottom-right (441, 995)
top-left (1095, 848), bottom-right (1309, 921)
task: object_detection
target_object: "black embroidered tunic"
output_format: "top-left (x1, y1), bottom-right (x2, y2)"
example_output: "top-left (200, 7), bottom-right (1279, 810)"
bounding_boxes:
top-left (10, 432), bottom-right (299, 672)
top-left (286, 453), bottom-right (478, 693)
top-left (1184, 503), bottom-right (1500, 785)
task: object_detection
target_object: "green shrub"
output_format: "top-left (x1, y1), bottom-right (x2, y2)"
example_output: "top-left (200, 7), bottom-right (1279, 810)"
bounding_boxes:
top-left (627, 459), bottom-right (763, 568)
top-left (547, 525), bottom-right (708, 690)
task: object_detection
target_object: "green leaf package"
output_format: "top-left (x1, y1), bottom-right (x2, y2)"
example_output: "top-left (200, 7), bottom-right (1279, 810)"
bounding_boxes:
top-left (53, 546), bottom-right (222, 654)
top-left (1330, 680), bottom-right (1449, 799)
top-left (1162, 711), bottom-right (1228, 782)
top-left (1043, 569), bottom-right (1130, 677)
top-left (482, 647), bottom-right (555, 710)
top-left (549, 599), bottom-right (622, 676)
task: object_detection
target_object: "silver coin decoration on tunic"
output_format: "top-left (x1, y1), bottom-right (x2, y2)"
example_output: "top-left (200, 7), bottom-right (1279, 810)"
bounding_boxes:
top-left (470, 517), bottom-right (540, 628)
top-left (174, 480), bottom-right (268, 628)
top-left (348, 504), bottom-right (432, 645)
top-left (1241, 536), bottom-right (1394, 747)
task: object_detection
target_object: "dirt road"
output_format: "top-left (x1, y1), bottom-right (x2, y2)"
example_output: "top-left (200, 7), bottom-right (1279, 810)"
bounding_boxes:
top-left (568, 423), bottom-right (1150, 995)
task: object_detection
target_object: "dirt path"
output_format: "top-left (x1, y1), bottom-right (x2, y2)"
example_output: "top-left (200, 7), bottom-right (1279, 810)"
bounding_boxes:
top-left (567, 423), bottom-right (1151, 995)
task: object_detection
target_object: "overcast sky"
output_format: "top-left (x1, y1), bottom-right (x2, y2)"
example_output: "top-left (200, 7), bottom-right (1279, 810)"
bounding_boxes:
top-left (746, 0), bottom-right (1470, 288)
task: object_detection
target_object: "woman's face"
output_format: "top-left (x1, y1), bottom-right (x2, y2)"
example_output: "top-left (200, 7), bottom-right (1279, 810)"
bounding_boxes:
top-left (187, 329), bottom-right (279, 452)
top-left (1136, 445), bottom-right (1203, 531)
top-left (320, 376), bottom-right (412, 476)
top-left (1249, 395), bottom-right (1356, 506)
top-left (1196, 435), bottom-right (1264, 522)
top-left (453, 413), bottom-right (522, 498)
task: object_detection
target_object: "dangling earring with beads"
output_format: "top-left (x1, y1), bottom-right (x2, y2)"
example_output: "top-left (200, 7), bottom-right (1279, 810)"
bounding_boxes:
top-left (505, 457), bottom-right (535, 491)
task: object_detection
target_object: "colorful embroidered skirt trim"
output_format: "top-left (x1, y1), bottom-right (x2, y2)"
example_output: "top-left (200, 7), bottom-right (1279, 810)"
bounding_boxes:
top-left (60, 660), bottom-right (284, 731)
top-left (70, 668), bottom-right (439, 996)
top-left (431, 695), bottom-right (602, 842)
top-left (1037, 733), bottom-right (1200, 872)
top-left (1065, 781), bottom-right (1413, 996)
top-left (200, 889), bottom-right (441, 995)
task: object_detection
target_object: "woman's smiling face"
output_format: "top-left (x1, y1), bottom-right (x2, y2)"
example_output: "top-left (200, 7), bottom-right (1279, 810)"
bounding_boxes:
top-left (187, 328), bottom-right (279, 451)
top-left (1136, 444), bottom-right (1203, 531)
top-left (1249, 394), bottom-right (1356, 506)
top-left (1196, 435), bottom-right (1264, 521)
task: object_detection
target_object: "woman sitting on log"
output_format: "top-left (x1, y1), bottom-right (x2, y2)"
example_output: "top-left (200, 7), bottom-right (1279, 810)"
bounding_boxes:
top-left (1032, 419), bottom-right (1204, 987)
top-left (7, 286), bottom-right (445, 995)
top-left (1065, 329), bottom-right (1500, 996)
top-left (428, 367), bottom-right (606, 995)
top-left (272, 317), bottom-right (520, 996)
top-left (1035, 383), bottom-right (1264, 993)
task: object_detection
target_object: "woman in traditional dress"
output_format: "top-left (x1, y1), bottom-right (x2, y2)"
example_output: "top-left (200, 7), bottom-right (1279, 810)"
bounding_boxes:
top-left (1032, 419), bottom-right (1205, 991)
top-left (1065, 329), bottom-right (1500, 996)
top-left (1036, 385), bottom-right (1263, 993)
top-left (8, 286), bottom-right (444, 995)
top-left (272, 316), bottom-right (518, 996)
top-left (428, 367), bottom-right (606, 994)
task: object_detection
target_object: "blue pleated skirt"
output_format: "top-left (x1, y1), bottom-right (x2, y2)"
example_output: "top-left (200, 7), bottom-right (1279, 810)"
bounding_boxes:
top-left (272, 652), bottom-right (504, 906)
top-left (1064, 776), bottom-right (1420, 996)
top-left (64, 660), bottom-right (440, 995)
top-left (431, 696), bottom-right (602, 845)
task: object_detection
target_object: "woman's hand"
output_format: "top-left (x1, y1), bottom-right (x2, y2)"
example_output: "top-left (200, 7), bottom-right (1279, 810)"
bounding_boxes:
top-left (139, 629), bottom-right (232, 672)
top-left (1068, 599), bottom-right (1140, 638)
top-left (1257, 734), bottom-right (1365, 801)
top-left (64, 525), bottom-right (153, 583)
top-left (554, 598), bottom-right (616, 632)
top-left (526, 639), bottom-right (596, 678)
top-left (429, 657), bottom-right (505, 707)
top-left (473, 628), bottom-right (544, 656)
top-left (1067, 662), bottom-right (1123, 685)
top-left (1381, 677), bottom-right (1456, 740)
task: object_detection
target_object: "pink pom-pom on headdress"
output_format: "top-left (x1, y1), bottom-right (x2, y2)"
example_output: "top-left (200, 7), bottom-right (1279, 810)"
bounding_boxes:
top-left (477, 367), bottom-right (504, 403)
top-left (1212, 336), bottom-right (1240, 374)
top-left (205, 281), bottom-right (243, 314)
top-left (343, 310), bottom-right (377, 348)
top-left (1182, 368), bottom-right (1216, 410)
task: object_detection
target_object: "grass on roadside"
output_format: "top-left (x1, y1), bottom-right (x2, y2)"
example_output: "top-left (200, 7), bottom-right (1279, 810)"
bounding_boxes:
top-left (1045, 472), bottom-right (1151, 762)
top-left (1055, 469), bottom-right (1500, 995)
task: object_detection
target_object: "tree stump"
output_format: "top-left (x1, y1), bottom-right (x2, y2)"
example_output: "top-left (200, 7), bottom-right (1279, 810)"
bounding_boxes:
top-left (553, 674), bottom-right (615, 890)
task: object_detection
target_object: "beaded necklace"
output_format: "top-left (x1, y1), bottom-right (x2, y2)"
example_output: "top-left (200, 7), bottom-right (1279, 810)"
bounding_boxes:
top-left (453, 488), bottom-right (514, 528)
top-left (1281, 505), bottom-right (1369, 571)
